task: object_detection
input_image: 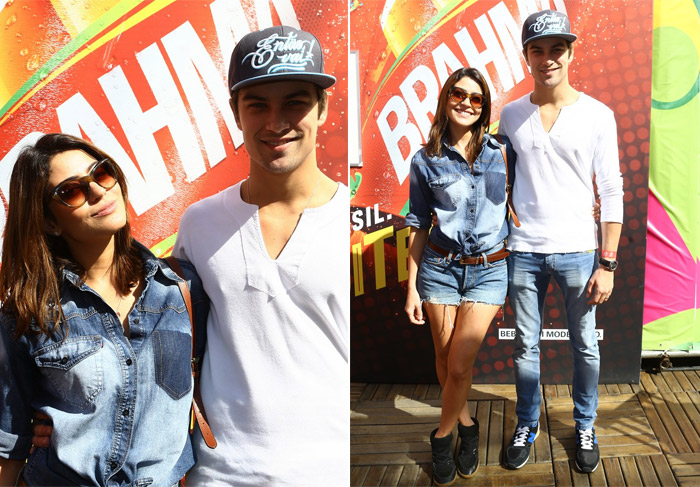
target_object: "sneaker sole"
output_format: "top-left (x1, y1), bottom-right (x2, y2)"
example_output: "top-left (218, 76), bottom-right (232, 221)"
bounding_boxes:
top-left (433, 475), bottom-right (457, 486)
top-left (575, 459), bottom-right (599, 473)
top-left (503, 428), bottom-right (541, 469)
top-left (457, 463), bottom-right (478, 478)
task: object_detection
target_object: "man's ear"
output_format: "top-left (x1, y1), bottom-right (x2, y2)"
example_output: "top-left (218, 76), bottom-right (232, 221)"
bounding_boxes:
top-left (230, 98), bottom-right (242, 130)
top-left (317, 99), bottom-right (329, 127)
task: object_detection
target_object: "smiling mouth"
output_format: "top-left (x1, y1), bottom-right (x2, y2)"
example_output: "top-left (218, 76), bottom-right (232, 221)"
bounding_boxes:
top-left (262, 135), bottom-right (301, 148)
top-left (93, 201), bottom-right (116, 217)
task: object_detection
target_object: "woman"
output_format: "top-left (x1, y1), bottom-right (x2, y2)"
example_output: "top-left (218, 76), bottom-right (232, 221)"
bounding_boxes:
top-left (404, 67), bottom-right (513, 486)
top-left (0, 134), bottom-right (201, 486)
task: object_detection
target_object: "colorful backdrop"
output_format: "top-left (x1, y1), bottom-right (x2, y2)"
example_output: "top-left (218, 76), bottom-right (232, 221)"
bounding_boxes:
top-left (642, 0), bottom-right (700, 353)
top-left (0, 0), bottom-right (348, 257)
top-left (350, 0), bottom-right (653, 384)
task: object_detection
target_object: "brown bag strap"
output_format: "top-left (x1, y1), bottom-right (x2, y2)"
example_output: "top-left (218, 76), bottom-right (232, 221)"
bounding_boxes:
top-left (165, 256), bottom-right (217, 449)
top-left (493, 134), bottom-right (520, 228)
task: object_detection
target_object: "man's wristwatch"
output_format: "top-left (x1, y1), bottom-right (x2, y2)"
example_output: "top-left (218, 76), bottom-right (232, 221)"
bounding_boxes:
top-left (599, 257), bottom-right (618, 271)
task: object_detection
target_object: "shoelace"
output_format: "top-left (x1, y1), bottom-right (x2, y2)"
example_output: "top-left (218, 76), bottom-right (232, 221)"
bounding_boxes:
top-left (511, 425), bottom-right (532, 447)
top-left (578, 429), bottom-right (595, 450)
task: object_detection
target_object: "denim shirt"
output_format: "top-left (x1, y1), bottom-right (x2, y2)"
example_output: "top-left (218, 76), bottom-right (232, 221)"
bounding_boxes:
top-left (0, 242), bottom-right (208, 487)
top-left (405, 134), bottom-right (515, 257)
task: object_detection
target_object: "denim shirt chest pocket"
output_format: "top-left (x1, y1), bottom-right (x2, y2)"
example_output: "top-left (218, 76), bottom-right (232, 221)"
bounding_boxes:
top-left (138, 280), bottom-right (192, 401)
top-left (479, 153), bottom-right (507, 205)
top-left (427, 171), bottom-right (466, 210)
top-left (33, 333), bottom-right (104, 411)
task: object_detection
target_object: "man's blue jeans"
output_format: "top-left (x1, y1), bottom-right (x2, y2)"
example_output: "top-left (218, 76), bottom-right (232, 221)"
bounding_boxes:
top-left (508, 251), bottom-right (599, 430)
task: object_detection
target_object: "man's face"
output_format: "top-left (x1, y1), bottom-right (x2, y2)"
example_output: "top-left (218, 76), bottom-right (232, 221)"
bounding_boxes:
top-left (523, 37), bottom-right (573, 89)
top-left (232, 80), bottom-right (328, 175)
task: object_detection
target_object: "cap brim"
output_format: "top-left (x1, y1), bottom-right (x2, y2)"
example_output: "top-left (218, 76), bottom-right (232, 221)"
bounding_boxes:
top-left (231, 72), bottom-right (336, 92)
top-left (523, 32), bottom-right (577, 46)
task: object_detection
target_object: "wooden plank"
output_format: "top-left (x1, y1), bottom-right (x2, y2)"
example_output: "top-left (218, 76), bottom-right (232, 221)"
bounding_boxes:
top-left (425, 384), bottom-right (441, 400)
top-left (379, 465), bottom-right (404, 486)
top-left (638, 391), bottom-right (677, 454)
top-left (662, 391), bottom-right (700, 451)
top-left (412, 384), bottom-right (429, 400)
top-left (650, 373), bottom-right (672, 393)
top-left (414, 465), bottom-right (432, 487)
top-left (487, 401), bottom-right (505, 466)
top-left (640, 372), bottom-right (658, 393)
top-left (361, 383), bottom-right (380, 401)
top-left (534, 400), bottom-right (552, 464)
top-left (649, 392), bottom-right (692, 453)
top-left (502, 399), bottom-right (517, 453)
top-left (398, 384), bottom-right (417, 400)
top-left (661, 372), bottom-right (684, 392)
top-left (351, 451), bottom-right (432, 466)
top-left (453, 463), bottom-right (554, 486)
top-left (618, 383), bottom-right (634, 394)
top-left (588, 459), bottom-right (608, 486)
top-left (354, 398), bottom-right (442, 409)
top-left (666, 452), bottom-right (700, 465)
top-left (362, 465), bottom-right (388, 487)
top-left (602, 457), bottom-right (625, 486)
top-left (619, 456), bottom-right (643, 486)
top-left (683, 371), bottom-right (700, 391)
top-left (553, 459), bottom-right (573, 486)
top-left (649, 454), bottom-right (679, 487)
top-left (635, 455), bottom-right (660, 486)
top-left (397, 464), bottom-right (421, 486)
top-left (352, 423), bottom-right (436, 436)
top-left (475, 400), bottom-right (491, 467)
top-left (606, 383), bottom-right (621, 395)
top-left (679, 477), bottom-right (700, 487)
top-left (544, 384), bottom-right (557, 399)
top-left (673, 371), bottom-right (693, 392)
top-left (351, 465), bottom-right (371, 487)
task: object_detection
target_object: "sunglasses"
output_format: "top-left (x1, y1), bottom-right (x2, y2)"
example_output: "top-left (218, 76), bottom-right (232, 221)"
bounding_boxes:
top-left (448, 87), bottom-right (484, 109)
top-left (49, 158), bottom-right (119, 208)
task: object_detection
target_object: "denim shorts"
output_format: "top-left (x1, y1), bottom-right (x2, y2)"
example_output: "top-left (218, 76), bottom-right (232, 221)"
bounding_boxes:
top-left (416, 245), bottom-right (508, 306)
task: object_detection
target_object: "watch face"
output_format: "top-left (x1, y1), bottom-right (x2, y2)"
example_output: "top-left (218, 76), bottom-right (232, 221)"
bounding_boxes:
top-left (600, 258), bottom-right (618, 271)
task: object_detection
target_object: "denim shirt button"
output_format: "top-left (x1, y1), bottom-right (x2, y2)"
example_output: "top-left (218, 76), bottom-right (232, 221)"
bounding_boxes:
top-left (60, 357), bottom-right (68, 365)
top-left (133, 318), bottom-right (140, 325)
top-left (125, 358), bottom-right (132, 366)
top-left (110, 462), bottom-right (117, 470)
top-left (122, 409), bottom-right (129, 417)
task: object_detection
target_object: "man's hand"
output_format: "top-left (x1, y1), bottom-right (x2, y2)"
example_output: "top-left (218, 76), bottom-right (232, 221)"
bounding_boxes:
top-left (31, 411), bottom-right (53, 451)
top-left (405, 288), bottom-right (426, 325)
top-left (586, 268), bottom-right (614, 305)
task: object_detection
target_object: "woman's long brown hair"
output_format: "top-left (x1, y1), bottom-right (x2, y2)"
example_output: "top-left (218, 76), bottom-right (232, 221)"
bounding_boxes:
top-left (424, 67), bottom-right (492, 162)
top-left (0, 133), bottom-right (142, 339)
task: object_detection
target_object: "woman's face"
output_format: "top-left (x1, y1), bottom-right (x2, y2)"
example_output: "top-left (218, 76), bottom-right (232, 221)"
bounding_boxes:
top-left (45, 149), bottom-right (127, 246)
top-left (446, 76), bottom-right (483, 131)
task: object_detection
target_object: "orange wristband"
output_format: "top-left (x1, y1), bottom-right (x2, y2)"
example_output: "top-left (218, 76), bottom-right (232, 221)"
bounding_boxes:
top-left (601, 250), bottom-right (617, 259)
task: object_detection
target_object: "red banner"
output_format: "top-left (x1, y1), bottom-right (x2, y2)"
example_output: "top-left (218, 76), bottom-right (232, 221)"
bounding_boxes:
top-left (0, 0), bottom-right (348, 256)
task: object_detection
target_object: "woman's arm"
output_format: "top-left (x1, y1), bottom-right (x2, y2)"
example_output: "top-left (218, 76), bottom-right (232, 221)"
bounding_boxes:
top-left (0, 458), bottom-right (24, 486)
top-left (404, 227), bottom-right (429, 325)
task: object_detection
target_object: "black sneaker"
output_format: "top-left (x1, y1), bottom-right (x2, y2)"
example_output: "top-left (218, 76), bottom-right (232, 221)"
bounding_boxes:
top-left (504, 423), bottom-right (539, 469)
top-left (456, 419), bottom-right (479, 478)
top-left (429, 428), bottom-right (457, 486)
top-left (575, 427), bottom-right (600, 473)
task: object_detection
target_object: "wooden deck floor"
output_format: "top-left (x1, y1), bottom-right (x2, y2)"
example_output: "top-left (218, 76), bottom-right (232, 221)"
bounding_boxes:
top-left (351, 370), bottom-right (700, 486)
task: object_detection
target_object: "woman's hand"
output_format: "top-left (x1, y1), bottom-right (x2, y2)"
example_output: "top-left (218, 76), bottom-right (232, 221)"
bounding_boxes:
top-left (405, 288), bottom-right (426, 325)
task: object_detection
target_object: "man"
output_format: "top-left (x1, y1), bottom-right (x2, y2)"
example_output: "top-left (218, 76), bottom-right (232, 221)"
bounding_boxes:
top-left (173, 25), bottom-right (349, 486)
top-left (499, 10), bottom-right (623, 473)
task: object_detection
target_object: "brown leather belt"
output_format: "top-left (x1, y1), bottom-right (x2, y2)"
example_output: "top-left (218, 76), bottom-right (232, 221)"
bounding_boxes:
top-left (428, 241), bottom-right (510, 265)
